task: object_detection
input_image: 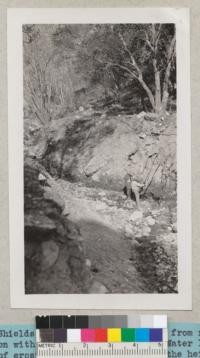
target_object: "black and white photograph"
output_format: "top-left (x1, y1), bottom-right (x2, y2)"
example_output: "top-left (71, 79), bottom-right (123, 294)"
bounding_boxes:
top-left (8, 8), bottom-right (191, 309)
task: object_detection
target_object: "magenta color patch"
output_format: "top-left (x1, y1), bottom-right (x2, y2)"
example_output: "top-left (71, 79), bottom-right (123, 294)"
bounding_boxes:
top-left (81, 329), bottom-right (95, 342)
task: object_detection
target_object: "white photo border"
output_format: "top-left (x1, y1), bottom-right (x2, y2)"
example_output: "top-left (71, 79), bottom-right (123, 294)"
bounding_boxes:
top-left (7, 7), bottom-right (191, 309)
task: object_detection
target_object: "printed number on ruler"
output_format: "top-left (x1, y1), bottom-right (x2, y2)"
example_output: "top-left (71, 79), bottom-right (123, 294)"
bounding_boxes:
top-left (36, 342), bottom-right (168, 357)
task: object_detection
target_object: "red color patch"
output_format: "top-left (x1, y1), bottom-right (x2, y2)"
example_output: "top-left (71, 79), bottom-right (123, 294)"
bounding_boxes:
top-left (95, 329), bottom-right (107, 342)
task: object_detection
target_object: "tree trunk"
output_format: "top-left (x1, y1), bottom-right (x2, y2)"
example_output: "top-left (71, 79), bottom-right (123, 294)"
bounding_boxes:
top-left (138, 75), bottom-right (155, 111)
top-left (153, 58), bottom-right (162, 114)
top-left (161, 34), bottom-right (176, 114)
top-left (161, 61), bottom-right (172, 114)
top-left (118, 31), bottom-right (156, 112)
top-left (161, 90), bottom-right (169, 114)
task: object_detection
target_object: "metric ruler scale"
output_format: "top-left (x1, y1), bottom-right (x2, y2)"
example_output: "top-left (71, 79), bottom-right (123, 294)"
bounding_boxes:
top-left (36, 342), bottom-right (168, 357)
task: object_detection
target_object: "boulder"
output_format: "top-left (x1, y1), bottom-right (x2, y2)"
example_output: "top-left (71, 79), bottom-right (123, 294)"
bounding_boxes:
top-left (80, 116), bottom-right (176, 193)
top-left (145, 216), bottom-right (156, 226)
top-left (88, 281), bottom-right (108, 293)
top-left (137, 111), bottom-right (146, 119)
top-left (139, 133), bottom-right (146, 139)
top-left (142, 226), bottom-right (151, 237)
top-left (124, 223), bottom-right (134, 238)
top-left (129, 210), bottom-right (143, 222)
top-left (85, 259), bottom-right (92, 268)
top-left (144, 112), bottom-right (159, 121)
top-left (41, 240), bottom-right (60, 270)
top-left (32, 113), bottom-right (177, 196)
top-left (83, 122), bottom-right (139, 190)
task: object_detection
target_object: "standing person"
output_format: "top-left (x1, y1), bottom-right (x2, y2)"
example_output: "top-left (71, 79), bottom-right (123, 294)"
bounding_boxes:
top-left (124, 150), bottom-right (145, 210)
top-left (124, 173), bottom-right (132, 200)
top-left (124, 173), bottom-right (144, 210)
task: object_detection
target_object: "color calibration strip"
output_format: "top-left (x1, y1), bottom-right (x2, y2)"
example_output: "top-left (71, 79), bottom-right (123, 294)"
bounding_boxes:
top-left (36, 316), bottom-right (168, 357)
top-left (36, 315), bottom-right (167, 346)
top-left (36, 327), bottom-right (166, 343)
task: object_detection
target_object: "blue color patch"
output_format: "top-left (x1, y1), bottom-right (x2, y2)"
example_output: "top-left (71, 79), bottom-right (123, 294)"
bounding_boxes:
top-left (135, 328), bottom-right (150, 342)
top-left (150, 328), bottom-right (163, 342)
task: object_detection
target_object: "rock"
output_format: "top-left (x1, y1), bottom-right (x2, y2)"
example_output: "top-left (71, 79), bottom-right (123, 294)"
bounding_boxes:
top-left (145, 216), bottom-right (156, 226)
top-left (139, 133), bottom-right (146, 139)
top-left (142, 226), bottom-right (151, 237)
top-left (99, 191), bottom-right (106, 197)
top-left (129, 210), bottom-right (143, 222)
top-left (62, 206), bottom-right (70, 216)
top-left (83, 122), bottom-right (139, 190)
top-left (151, 129), bottom-right (161, 135)
top-left (96, 202), bottom-right (107, 210)
top-left (38, 172), bottom-right (47, 183)
top-left (39, 112), bottom-right (176, 196)
top-left (172, 223), bottom-right (177, 233)
top-left (44, 185), bottom-right (65, 211)
top-left (105, 199), bottom-right (114, 206)
top-left (125, 200), bottom-right (134, 209)
top-left (131, 239), bottom-right (141, 248)
top-left (135, 221), bottom-right (140, 226)
top-left (144, 136), bottom-right (155, 146)
top-left (41, 240), bottom-right (59, 269)
top-left (151, 209), bottom-right (159, 216)
top-left (144, 112), bottom-right (158, 121)
top-left (137, 111), bottom-right (146, 119)
top-left (92, 172), bottom-right (100, 181)
top-left (124, 223), bottom-right (134, 238)
top-left (67, 221), bottom-right (81, 241)
top-left (85, 259), bottom-right (92, 268)
top-left (134, 232), bottom-right (143, 239)
top-left (24, 214), bottom-right (57, 237)
top-left (89, 281), bottom-right (108, 293)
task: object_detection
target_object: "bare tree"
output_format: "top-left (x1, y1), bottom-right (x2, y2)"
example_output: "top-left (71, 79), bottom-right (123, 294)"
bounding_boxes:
top-left (115, 24), bottom-right (176, 115)
top-left (84, 24), bottom-right (176, 115)
top-left (23, 25), bottom-right (74, 158)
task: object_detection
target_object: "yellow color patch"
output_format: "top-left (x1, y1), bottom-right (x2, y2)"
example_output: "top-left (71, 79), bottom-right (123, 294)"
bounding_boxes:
top-left (107, 328), bottom-right (121, 342)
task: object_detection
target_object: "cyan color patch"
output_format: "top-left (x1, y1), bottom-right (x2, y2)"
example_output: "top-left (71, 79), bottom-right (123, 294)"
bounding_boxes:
top-left (135, 328), bottom-right (150, 342)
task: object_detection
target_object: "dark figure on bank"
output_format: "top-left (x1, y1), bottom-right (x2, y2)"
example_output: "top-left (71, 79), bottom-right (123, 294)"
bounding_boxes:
top-left (124, 173), bottom-right (144, 210)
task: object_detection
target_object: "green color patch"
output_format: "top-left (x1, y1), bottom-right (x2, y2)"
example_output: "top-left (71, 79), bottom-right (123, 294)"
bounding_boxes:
top-left (121, 328), bottom-right (135, 342)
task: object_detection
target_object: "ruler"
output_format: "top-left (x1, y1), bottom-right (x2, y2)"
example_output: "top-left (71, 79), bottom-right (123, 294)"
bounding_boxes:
top-left (36, 342), bottom-right (168, 357)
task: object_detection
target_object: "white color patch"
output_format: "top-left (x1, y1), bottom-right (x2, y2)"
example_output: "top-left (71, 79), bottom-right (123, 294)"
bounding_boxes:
top-left (67, 329), bottom-right (81, 343)
top-left (153, 315), bottom-right (168, 328)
